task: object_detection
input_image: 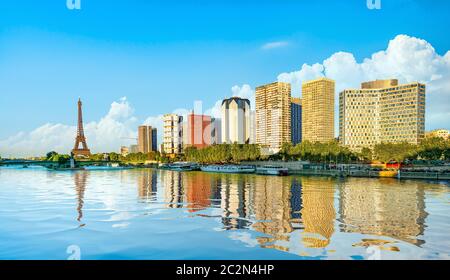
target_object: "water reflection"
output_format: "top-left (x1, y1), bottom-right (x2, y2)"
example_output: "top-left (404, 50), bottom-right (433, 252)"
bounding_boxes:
top-left (137, 170), bottom-right (157, 201)
top-left (338, 179), bottom-right (428, 246)
top-left (73, 171), bottom-right (88, 223)
top-left (153, 170), bottom-right (439, 256)
top-left (1, 166), bottom-right (448, 259)
top-left (300, 177), bottom-right (335, 248)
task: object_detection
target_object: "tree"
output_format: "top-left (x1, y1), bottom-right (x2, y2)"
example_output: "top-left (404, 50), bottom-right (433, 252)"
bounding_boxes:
top-left (46, 151), bottom-right (58, 160)
top-left (360, 147), bottom-right (373, 162)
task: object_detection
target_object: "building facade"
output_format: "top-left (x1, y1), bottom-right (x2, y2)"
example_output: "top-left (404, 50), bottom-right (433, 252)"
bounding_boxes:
top-left (138, 125), bottom-right (158, 153)
top-left (291, 97), bottom-right (302, 145)
top-left (211, 118), bottom-right (222, 145)
top-left (221, 97), bottom-right (251, 144)
top-left (339, 79), bottom-right (426, 151)
top-left (120, 146), bottom-right (129, 157)
top-left (183, 113), bottom-right (212, 149)
top-left (163, 114), bottom-right (184, 155)
top-left (302, 78), bottom-right (335, 143)
top-left (129, 145), bottom-right (139, 154)
top-left (426, 129), bottom-right (449, 140)
top-left (255, 82), bottom-right (292, 153)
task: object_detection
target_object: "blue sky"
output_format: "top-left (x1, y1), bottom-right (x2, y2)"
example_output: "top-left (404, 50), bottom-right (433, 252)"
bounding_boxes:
top-left (1, 0), bottom-right (450, 155)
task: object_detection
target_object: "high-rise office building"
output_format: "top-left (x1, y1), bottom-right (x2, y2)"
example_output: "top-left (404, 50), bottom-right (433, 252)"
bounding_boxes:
top-left (138, 125), bottom-right (157, 153)
top-left (339, 79), bottom-right (426, 151)
top-left (302, 78), bottom-right (335, 143)
top-left (249, 110), bottom-right (256, 144)
top-left (291, 97), bottom-right (302, 145)
top-left (255, 82), bottom-right (291, 153)
top-left (163, 114), bottom-right (184, 155)
top-left (183, 113), bottom-right (212, 149)
top-left (221, 97), bottom-right (251, 144)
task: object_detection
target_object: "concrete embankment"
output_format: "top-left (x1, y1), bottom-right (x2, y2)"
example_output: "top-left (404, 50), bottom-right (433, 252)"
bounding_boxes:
top-left (241, 161), bottom-right (450, 181)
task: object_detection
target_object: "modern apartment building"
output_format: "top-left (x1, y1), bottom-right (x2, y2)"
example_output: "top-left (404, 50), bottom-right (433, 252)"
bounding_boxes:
top-left (339, 79), bottom-right (426, 151)
top-left (163, 114), bottom-right (184, 155)
top-left (183, 113), bottom-right (212, 149)
top-left (221, 97), bottom-right (251, 144)
top-left (255, 82), bottom-right (291, 153)
top-left (291, 97), bottom-right (302, 145)
top-left (302, 78), bottom-right (335, 143)
top-left (138, 125), bottom-right (158, 153)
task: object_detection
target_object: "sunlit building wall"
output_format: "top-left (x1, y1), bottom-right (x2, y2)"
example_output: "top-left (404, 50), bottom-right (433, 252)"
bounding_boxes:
top-left (302, 78), bottom-right (335, 143)
top-left (255, 82), bottom-right (292, 153)
top-left (163, 114), bottom-right (183, 155)
top-left (339, 79), bottom-right (426, 151)
top-left (221, 97), bottom-right (251, 144)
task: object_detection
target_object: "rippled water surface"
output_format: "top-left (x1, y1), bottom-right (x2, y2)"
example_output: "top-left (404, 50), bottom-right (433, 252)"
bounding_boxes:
top-left (0, 167), bottom-right (449, 260)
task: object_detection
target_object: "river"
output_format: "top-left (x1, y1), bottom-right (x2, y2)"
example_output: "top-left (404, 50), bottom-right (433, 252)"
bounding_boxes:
top-left (0, 166), bottom-right (449, 260)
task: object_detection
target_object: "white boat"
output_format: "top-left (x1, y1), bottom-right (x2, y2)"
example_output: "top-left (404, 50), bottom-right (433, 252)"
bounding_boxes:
top-left (200, 165), bottom-right (255, 174)
top-left (256, 166), bottom-right (289, 176)
top-left (168, 162), bottom-right (200, 171)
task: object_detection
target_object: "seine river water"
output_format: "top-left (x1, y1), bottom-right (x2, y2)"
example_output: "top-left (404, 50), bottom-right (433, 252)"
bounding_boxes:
top-left (0, 166), bottom-right (449, 260)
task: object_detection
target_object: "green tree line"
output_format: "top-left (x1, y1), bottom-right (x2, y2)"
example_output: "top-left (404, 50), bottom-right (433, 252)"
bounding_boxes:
top-left (184, 144), bottom-right (261, 164)
top-left (279, 141), bottom-right (358, 163)
top-left (372, 137), bottom-right (450, 163)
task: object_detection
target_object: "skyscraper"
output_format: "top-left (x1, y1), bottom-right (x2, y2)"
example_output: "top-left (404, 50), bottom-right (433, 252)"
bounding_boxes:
top-left (138, 125), bottom-right (157, 153)
top-left (255, 82), bottom-right (291, 153)
top-left (221, 97), bottom-right (251, 144)
top-left (302, 78), bottom-right (335, 143)
top-left (339, 79), bottom-right (426, 151)
top-left (163, 114), bottom-right (183, 155)
top-left (291, 97), bottom-right (302, 145)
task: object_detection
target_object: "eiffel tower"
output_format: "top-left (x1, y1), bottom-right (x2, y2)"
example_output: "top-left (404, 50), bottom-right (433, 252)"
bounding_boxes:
top-left (72, 98), bottom-right (91, 158)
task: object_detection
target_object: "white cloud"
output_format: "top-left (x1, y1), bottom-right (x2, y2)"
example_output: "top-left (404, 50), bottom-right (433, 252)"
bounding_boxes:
top-left (261, 41), bottom-right (289, 50)
top-left (0, 97), bottom-right (139, 158)
top-left (277, 34), bottom-right (450, 133)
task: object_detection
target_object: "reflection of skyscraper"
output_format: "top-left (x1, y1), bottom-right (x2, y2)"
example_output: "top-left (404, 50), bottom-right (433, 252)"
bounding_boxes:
top-left (161, 171), bottom-right (184, 208)
top-left (137, 170), bottom-right (158, 201)
top-left (338, 178), bottom-right (428, 245)
top-left (252, 176), bottom-right (293, 251)
top-left (74, 171), bottom-right (88, 222)
top-left (300, 177), bottom-right (336, 248)
top-left (184, 172), bottom-right (212, 212)
top-left (220, 175), bottom-right (252, 230)
top-left (290, 178), bottom-right (302, 221)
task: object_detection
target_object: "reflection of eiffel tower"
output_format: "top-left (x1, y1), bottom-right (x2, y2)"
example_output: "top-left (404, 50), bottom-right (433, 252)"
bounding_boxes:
top-left (74, 171), bottom-right (88, 222)
top-left (72, 98), bottom-right (91, 158)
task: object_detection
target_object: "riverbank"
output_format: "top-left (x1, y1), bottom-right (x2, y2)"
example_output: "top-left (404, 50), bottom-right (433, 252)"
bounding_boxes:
top-left (241, 161), bottom-right (450, 181)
